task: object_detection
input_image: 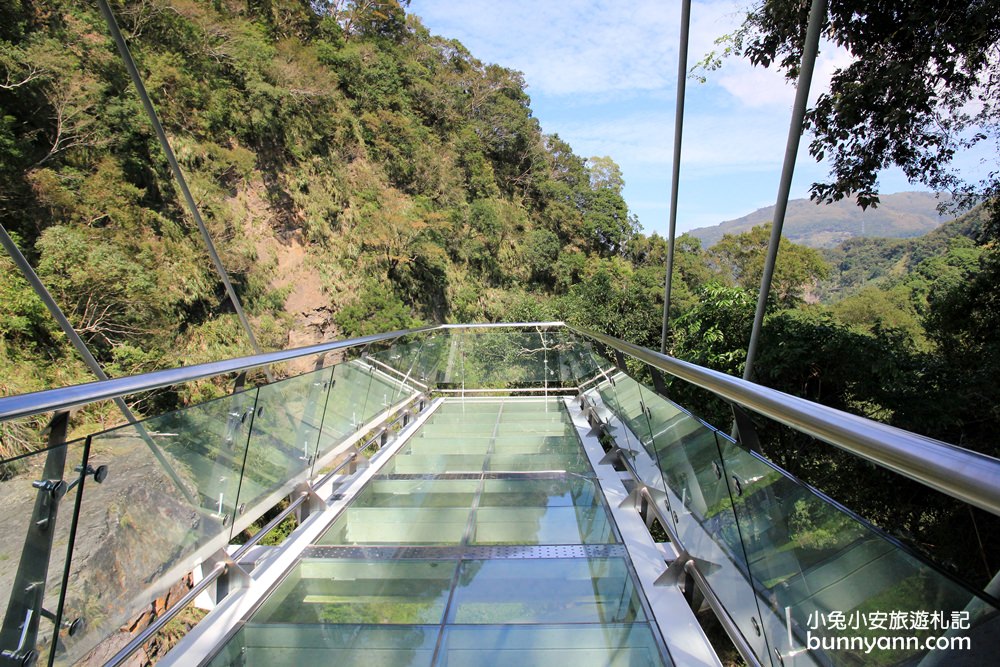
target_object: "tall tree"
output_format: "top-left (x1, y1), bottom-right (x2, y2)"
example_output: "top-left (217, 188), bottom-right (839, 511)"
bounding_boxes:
top-left (709, 223), bottom-right (829, 306)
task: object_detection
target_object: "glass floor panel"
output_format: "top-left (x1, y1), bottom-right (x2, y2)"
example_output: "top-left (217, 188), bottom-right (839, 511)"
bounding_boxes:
top-left (448, 558), bottom-right (645, 624)
top-left (320, 506), bottom-right (471, 544)
top-left (487, 451), bottom-right (591, 473)
top-left (384, 451), bottom-right (489, 474)
top-left (478, 478), bottom-right (599, 506)
top-left (354, 479), bottom-right (481, 507)
top-left (253, 560), bottom-right (456, 624)
top-left (471, 506), bottom-right (614, 544)
top-left (491, 434), bottom-right (582, 453)
top-left (209, 399), bottom-right (670, 666)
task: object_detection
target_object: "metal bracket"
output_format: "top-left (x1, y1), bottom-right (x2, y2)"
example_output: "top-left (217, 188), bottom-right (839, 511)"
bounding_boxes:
top-left (292, 483), bottom-right (326, 522)
top-left (205, 549), bottom-right (251, 601)
top-left (654, 556), bottom-right (689, 587)
top-left (649, 367), bottom-right (669, 398)
top-left (618, 485), bottom-right (645, 510)
top-left (731, 404), bottom-right (763, 454)
top-left (65, 464), bottom-right (108, 494)
top-left (599, 448), bottom-right (621, 466)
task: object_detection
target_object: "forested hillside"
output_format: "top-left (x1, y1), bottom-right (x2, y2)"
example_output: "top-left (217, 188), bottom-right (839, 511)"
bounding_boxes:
top-left (1, 0), bottom-right (999, 587)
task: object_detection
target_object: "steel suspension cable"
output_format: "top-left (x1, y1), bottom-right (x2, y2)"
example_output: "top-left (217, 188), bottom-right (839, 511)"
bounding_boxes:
top-left (743, 0), bottom-right (827, 381)
top-left (659, 0), bottom-right (692, 354)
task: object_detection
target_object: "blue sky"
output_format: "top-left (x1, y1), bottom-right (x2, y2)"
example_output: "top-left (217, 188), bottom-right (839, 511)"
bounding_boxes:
top-left (407, 0), bottom-right (925, 236)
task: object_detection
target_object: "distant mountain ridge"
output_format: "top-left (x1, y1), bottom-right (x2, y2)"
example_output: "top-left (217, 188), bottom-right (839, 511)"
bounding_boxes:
top-left (688, 192), bottom-right (953, 248)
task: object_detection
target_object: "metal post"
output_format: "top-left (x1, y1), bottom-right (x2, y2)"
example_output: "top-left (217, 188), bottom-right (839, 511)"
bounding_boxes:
top-left (0, 224), bottom-right (194, 503)
top-left (743, 0), bottom-right (828, 382)
top-left (94, 0), bottom-right (268, 373)
top-left (660, 0), bottom-right (692, 354)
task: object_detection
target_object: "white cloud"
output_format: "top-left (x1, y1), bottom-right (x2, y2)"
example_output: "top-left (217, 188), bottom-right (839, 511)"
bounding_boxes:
top-left (715, 41), bottom-right (855, 109)
top-left (408, 0), bottom-right (906, 234)
top-left (410, 0), bottom-right (743, 97)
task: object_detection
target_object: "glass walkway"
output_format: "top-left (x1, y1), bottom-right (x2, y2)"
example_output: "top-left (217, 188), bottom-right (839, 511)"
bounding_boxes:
top-left (0, 324), bottom-right (998, 667)
top-left (207, 398), bottom-right (666, 667)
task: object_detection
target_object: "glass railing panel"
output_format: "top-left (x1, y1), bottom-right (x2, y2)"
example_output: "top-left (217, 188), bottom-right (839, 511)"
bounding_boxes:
top-left (0, 438), bottom-right (87, 666)
top-left (58, 391), bottom-right (258, 665)
top-left (318, 362), bottom-right (372, 436)
top-left (436, 329), bottom-right (467, 388)
top-left (606, 374), bottom-right (656, 455)
top-left (232, 367), bottom-right (334, 536)
top-left (576, 339), bottom-right (614, 387)
top-left (312, 361), bottom-right (378, 475)
top-left (443, 327), bottom-right (571, 391)
top-left (410, 331), bottom-right (450, 386)
top-left (549, 329), bottom-right (580, 385)
top-left (628, 391), bottom-right (771, 660)
top-left (592, 373), bottom-right (657, 486)
top-left (457, 330), bottom-right (533, 389)
top-left (715, 434), bottom-right (1000, 665)
top-left (367, 334), bottom-right (422, 379)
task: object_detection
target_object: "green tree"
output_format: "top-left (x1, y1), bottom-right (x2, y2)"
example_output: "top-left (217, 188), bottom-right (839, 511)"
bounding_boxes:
top-left (709, 223), bottom-right (829, 306)
top-left (671, 283), bottom-right (755, 375)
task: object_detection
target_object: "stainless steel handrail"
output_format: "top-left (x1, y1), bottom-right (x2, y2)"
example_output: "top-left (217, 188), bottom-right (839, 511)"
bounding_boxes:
top-left (0, 322), bottom-right (566, 423)
top-left (0, 325), bottom-right (437, 422)
top-left (570, 324), bottom-right (1000, 517)
top-left (4, 320), bottom-right (998, 517)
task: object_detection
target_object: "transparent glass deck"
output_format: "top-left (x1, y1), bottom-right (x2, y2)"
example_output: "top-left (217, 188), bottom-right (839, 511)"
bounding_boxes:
top-left (207, 397), bottom-right (672, 667)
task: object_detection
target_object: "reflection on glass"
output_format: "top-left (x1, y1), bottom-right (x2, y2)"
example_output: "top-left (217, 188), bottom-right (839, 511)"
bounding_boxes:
top-left (716, 435), bottom-right (1000, 664)
top-left (60, 397), bottom-right (249, 665)
top-left (235, 369), bottom-right (333, 531)
top-left (593, 374), bottom-right (772, 659)
top-left (317, 478), bottom-right (474, 545)
top-left (320, 506), bottom-right (471, 545)
top-left (253, 560), bottom-right (457, 625)
top-left (473, 478), bottom-right (614, 545)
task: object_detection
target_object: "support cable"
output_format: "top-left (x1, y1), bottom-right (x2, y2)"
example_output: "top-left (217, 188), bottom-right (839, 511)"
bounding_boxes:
top-left (0, 224), bottom-right (194, 503)
top-left (659, 0), bottom-right (692, 354)
top-left (743, 0), bottom-right (827, 381)
top-left (94, 0), bottom-right (268, 374)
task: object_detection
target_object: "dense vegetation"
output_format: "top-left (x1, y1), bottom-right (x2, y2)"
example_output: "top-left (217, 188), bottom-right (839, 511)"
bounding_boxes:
top-left (0, 0), bottom-right (997, 588)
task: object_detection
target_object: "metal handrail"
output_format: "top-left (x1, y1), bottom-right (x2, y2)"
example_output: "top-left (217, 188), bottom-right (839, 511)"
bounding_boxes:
top-left (0, 322), bottom-right (568, 423)
top-left (4, 320), bottom-right (998, 517)
top-left (569, 324), bottom-right (1000, 517)
top-left (0, 325), bottom-right (438, 423)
